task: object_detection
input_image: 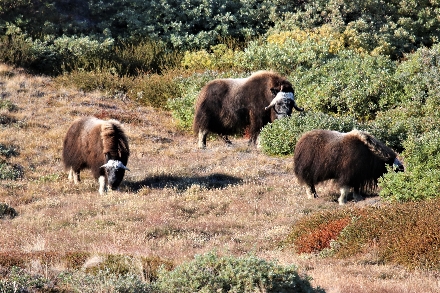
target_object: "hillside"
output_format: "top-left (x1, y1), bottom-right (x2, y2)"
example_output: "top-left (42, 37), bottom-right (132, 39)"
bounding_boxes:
top-left (0, 64), bottom-right (439, 292)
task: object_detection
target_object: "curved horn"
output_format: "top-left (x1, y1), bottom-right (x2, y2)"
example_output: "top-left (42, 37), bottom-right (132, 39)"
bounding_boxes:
top-left (293, 103), bottom-right (304, 112)
top-left (101, 160), bottom-right (130, 171)
top-left (265, 92), bottom-right (294, 110)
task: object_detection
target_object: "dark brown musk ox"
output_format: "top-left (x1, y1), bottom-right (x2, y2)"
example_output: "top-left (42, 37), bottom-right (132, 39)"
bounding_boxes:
top-left (62, 116), bottom-right (130, 195)
top-left (293, 129), bottom-right (404, 205)
top-left (193, 70), bottom-right (304, 148)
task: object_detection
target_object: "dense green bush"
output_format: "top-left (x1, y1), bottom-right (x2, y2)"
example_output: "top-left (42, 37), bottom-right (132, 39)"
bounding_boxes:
top-left (275, 0), bottom-right (440, 58)
top-left (235, 37), bottom-right (334, 75)
top-left (154, 252), bottom-right (324, 293)
top-left (259, 112), bottom-right (359, 156)
top-left (379, 130), bottom-right (440, 201)
top-left (291, 50), bottom-right (402, 121)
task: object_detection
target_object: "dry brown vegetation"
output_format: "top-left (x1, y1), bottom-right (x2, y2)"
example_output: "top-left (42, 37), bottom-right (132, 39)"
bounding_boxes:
top-left (0, 64), bottom-right (439, 292)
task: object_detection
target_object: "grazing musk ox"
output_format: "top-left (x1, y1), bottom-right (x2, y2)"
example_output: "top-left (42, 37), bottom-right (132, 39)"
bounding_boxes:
top-left (293, 129), bottom-right (404, 205)
top-left (193, 71), bottom-right (303, 148)
top-left (62, 117), bottom-right (130, 195)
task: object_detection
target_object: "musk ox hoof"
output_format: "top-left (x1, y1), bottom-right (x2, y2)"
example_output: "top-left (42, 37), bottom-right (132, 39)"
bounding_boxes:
top-left (353, 193), bottom-right (364, 202)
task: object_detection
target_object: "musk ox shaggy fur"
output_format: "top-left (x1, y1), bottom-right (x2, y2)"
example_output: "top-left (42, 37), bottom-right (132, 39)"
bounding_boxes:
top-left (193, 70), bottom-right (303, 148)
top-left (62, 117), bottom-right (130, 195)
top-left (293, 129), bottom-right (404, 205)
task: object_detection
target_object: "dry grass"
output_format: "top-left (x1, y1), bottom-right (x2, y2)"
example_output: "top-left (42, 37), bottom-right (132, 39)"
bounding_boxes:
top-left (0, 64), bottom-right (439, 292)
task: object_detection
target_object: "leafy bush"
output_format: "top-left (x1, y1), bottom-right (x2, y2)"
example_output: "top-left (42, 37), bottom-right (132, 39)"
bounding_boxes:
top-left (235, 36), bottom-right (334, 75)
top-left (0, 161), bottom-right (24, 180)
top-left (292, 50), bottom-right (402, 121)
top-left (379, 130), bottom-right (440, 201)
top-left (181, 43), bottom-right (241, 71)
top-left (0, 266), bottom-right (49, 293)
top-left (259, 112), bottom-right (358, 156)
top-left (274, 0), bottom-right (440, 58)
top-left (154, 252), bottom-right (324, 293)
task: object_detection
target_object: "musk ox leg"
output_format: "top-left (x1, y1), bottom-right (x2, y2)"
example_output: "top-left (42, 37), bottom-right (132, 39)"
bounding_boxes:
top-left (98, 175), bottom-right (107, 195)
top-left (68, 168), bottom-right (80, 184)
top-left (198, 129), bottom-right (208, 149)
top-left (338, 186), bottom-right (351, 205)
top-left (353, 188), bottom-right (364, 202)
top-left (220, 135), bottom-right (232, 145)
top-left (306, 185), bottom-right (318, 199)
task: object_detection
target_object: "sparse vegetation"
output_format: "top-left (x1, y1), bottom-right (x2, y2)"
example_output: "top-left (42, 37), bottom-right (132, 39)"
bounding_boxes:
top-left (286, 201), bottom-right (440, 270)
top-left (1, 0), bottom-right (440, 291)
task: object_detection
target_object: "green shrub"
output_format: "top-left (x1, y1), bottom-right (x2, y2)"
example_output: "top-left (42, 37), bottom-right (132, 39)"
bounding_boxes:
top-left (0, 100), bottom-right (18, 112)
top-left (0, 266), bottom-right (49, 293)
top-left (154, 251), bottom-right (324, 293)
top-left (259, 112), bottom-right (358, 156)
top-left (0, 160), bottom-right (24, 180)
top-left (235, 37), bottom-right (334, 75)
top-left (274, 1), bottom-right (440, 58)
top-left (379, 130), bottom-right (440, 201)
top-left (292, 50), bottom-right (402, 121)
top-left (133, 71), bottom-right (183, 108)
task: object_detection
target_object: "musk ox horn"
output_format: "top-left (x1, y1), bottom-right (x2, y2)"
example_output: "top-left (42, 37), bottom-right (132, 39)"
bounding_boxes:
top-left (264, 92), bottom-right (295, 110)
top-left (101, 159), bottom-right (130, 171)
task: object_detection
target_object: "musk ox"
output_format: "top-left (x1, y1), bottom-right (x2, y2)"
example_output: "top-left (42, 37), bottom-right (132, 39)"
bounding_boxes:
top-left (193, 70), bottom-right (303, 148)
top-left (62, 117), bottom-right (130, 195)
top-left (293, 129), bottom-right (404, 205)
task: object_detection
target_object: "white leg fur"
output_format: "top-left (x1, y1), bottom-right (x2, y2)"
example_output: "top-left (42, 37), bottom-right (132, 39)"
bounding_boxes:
top-left (68, 168), bottom-right (73, 182)
top-left (339, 186), bottom-right (350, 205)
top-left (98, 176), bottom-right (107, 195)
top-left (306, 188), bottom-right (314, 199)
top-left (198, 130), bottom-right (208, 149)
top-left (68, 168), bottom-right (79, 184)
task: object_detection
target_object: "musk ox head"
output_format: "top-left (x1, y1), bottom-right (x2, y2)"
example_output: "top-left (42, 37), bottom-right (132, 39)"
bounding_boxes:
top-left (101, 159), bottom-right (130, 190)
top-left (265, 89), bottom-right (303, 119)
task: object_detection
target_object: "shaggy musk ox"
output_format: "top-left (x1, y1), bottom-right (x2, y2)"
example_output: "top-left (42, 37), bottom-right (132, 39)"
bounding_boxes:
top-left (293, 129), bottom-right (404, 205)
top-left (62, 117), bottom-right (130, 195)
top-left (193, 71), bottom-right (303, 148)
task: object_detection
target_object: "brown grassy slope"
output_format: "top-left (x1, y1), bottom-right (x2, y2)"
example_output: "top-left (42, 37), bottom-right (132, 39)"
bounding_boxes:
top-left (0, 64), bottom-right (438, 292)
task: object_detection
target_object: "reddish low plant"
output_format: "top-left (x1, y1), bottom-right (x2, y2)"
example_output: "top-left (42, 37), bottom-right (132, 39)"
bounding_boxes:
top-left (294, 217), bottom-right (351, 253)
